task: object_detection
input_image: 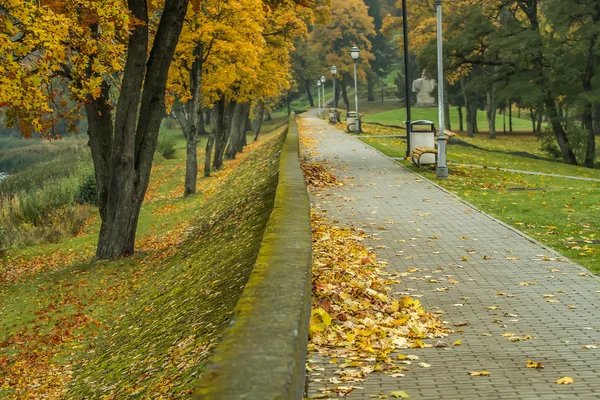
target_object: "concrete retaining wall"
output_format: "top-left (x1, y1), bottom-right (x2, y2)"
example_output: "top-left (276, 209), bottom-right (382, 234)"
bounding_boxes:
top-left (195, 115), bottom-right (312, 400)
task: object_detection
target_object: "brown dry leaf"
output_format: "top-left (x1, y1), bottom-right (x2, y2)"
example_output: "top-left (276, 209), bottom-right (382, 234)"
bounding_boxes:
top-left (448, 278), bottom-right (459, 284)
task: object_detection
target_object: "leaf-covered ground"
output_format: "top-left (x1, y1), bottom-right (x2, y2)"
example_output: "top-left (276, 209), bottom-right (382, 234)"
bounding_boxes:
top-left (300, 124), bottom-right (449, 398)
top-left (359, 135), bottom-right (600, 274)
top-left (0, 126), bottom-right (286, 399)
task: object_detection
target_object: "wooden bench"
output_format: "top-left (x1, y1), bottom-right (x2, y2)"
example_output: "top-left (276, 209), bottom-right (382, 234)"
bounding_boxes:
top-left (409, 130), bottom-right (459, 168)
top-left (328, 110), bottom-right (341, 124)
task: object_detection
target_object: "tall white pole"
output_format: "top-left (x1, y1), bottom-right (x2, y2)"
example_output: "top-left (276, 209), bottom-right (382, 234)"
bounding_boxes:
top-left (333, 78), bottom-right (336, 110)
top-left (435, 0), bottom-right (448, 178)
top-left (317, 83), bottom-right (321, 110)
top-left (354, 60), bottom-right (360, 133)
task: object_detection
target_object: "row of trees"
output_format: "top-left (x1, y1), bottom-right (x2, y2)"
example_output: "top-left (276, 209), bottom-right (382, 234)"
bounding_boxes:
top-left (0, 0), bottom-right (319, 259)
top-left (386, 0), bottom-right (600, 167)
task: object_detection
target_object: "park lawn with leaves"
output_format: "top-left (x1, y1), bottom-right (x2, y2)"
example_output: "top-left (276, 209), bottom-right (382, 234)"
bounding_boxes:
top-left (362, 107), bottom-right (533, 132)
top-left (360, 136), bottom-right (600, 180)
top-left (0, 126), bottom-right (287, 399)
top-left (359, 137), bottom-right (600, 274)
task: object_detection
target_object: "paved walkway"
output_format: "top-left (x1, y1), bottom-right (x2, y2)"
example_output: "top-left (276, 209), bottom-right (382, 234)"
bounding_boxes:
top-left (301, 111), bottom-right (600, 399)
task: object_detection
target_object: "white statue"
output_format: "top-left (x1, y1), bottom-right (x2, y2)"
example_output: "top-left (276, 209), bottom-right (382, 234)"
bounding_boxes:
top-left (412, 70), bottom-right (436, 107)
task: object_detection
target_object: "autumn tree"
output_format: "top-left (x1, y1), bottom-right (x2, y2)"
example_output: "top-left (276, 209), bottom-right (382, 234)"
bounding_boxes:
top-left (1, 0), bottom-right (189, 259)
top-left (309, 0), bottom-right (375, 111)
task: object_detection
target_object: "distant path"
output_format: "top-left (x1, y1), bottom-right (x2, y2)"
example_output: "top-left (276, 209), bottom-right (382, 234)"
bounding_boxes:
top-left (301, 108), bottom-right (600, 399)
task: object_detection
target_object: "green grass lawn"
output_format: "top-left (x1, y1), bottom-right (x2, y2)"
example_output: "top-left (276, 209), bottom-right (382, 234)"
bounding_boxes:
top-left (0, 124), bottom-right (287, 398)
top-left (362, 107), bottom-right (533, 132)
top-left (359, 136), bottom-right (600, 274)
top-left (361, 136), bottom-right (600, 180)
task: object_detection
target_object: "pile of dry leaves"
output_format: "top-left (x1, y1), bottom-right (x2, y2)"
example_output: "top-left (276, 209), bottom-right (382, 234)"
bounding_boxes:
top-left (308, 212), bottom-right (449, 396)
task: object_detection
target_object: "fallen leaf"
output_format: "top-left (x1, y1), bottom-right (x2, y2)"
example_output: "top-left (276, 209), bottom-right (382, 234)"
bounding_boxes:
top-left (555, 377), bottom-right (574, 385)
top-left (391, 391), bottom-right (409, 398)
top-left (468, 371), bottom-right (490, 376)
top-left (453, 340), bottom-right (462, 346)
top-left (526, 360), bottom-right (544, 369)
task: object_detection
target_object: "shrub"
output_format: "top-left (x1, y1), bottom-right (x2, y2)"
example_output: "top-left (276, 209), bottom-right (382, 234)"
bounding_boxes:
top-left (76, 173), bottom-right (97, 205)
top-left (156, 134), bottom-right (177, 159)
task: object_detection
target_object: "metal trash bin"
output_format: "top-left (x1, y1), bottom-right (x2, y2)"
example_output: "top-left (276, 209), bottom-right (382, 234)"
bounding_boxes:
top-left (346, 111), bottom-right (357, 132)
top-left (409, 120), bottom-right (436, 165)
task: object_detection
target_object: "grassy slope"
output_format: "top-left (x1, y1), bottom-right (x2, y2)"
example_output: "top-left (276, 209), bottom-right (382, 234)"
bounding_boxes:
top-left (359, 136), bottom-right (600, 275)
top-left (0, 127), bottom-right (286, 398)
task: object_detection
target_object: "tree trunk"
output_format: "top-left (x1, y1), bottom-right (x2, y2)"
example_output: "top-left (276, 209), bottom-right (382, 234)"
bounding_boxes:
top-left (204, 134), bottom-right (214, 177)
top-left (582, 48), bottom-right (597, 167)
top-left (535, 106), bottom-right (543, 136)
top-left (214, 99), bottom-right (235, 169)
top-left (341, 77), bottom-right (350, 113)
top-left (334, 80), bottom-right (341, 109)
top-left (545, 97), bottom-right (578, 165)
top-left (594, 104), bottom-right (600, 136)
top-left (305, 80), bottom-right (314, 107)
top-left (509, 103), bottom-right (513, 132)
top-left (265, 110), bottom-right (272, 122)
top-left (87, 0), bottom-right (188, 260)
top-left (486, 89), bottom-right (497, 139)
top-left (184, 134), bottom-right (197, 196)
top-left (461, 76), bottom-right (474, 137)
top-left (205, 108), bottom-right (211, 126)
top-left (530, 108), bottom-right (536, 133)
top-left (458, 105), bottom-right (464, 132)
top-left (208, 97), bottom-right (225, 174)
top-left (197, 107), bottom-right (207, 135)
top-left (444, 96), bottom-right (451, 131)
top-left (367, 71), bottom-right (375, 102)
top-left (252, 101), bottom-right (265, 141)
top-left (226, 102), bottom-right (248, 160)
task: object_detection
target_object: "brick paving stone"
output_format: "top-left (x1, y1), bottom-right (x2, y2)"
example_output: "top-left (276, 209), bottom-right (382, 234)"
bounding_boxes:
top-left (301, 111), bottom-right (600, 400)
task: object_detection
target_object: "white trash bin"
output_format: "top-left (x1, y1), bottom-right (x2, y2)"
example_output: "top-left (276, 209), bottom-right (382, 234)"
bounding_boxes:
top-left (409, 120), bottom-right (436, 165)
top-left (347, 111), bottom-right (357, 132)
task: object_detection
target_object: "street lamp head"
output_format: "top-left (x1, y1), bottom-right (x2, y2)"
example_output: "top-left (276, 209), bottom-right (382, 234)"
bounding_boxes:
top-left (350, 46), bottom-right (360, 61)
top-left (317, 80), bottom-right (321, 87)
top-left (320, 76), bottom-right (326, 83)
top-left (330, 66), bottom-right (337, 76)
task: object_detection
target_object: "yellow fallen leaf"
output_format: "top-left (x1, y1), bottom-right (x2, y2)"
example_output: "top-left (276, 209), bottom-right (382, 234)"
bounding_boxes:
top-left (391, 391), bottom-right (409, 398)
top-left (526, 360), bottom-right (544, 369)
top-left (448, 278), bottom-right (459, 284)
top-left (468, 371), bottom-right (490, 376)
top-left (453, 340), bottom-right (462, 346)
top-left (555, 377), bottom-right (574, 385)
top-left (488, 306), bottom-right (499, 310)
top-left (461, 256), bottom-right (469, 261)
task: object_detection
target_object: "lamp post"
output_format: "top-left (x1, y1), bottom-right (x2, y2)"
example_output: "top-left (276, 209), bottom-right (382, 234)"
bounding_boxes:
top-left (435, 0), bottom-right (448, 178)
top-left (317, 79), bottom-right (322, 111)
top-left (330, 66), bottom-right (337, 113)
top-left (350, 46), bottom-right (361, 133)
top-left (320, 76), bottom-right (326, 110)
top-left (402, 0), bottom-right (412, 158)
